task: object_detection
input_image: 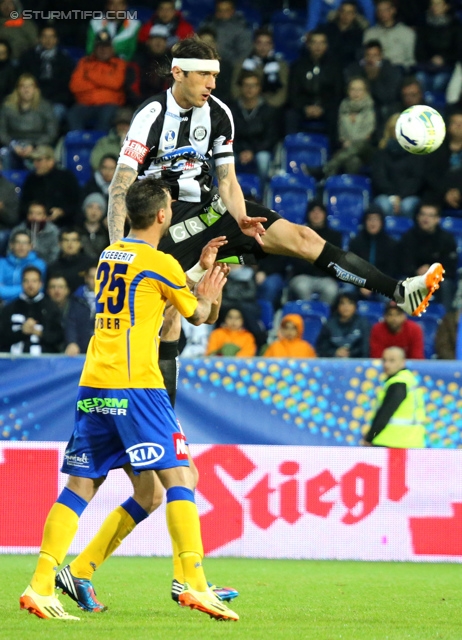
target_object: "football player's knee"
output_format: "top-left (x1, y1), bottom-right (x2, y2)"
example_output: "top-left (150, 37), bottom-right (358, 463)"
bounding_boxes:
top-left (292, 225), bottom-right (320, 260)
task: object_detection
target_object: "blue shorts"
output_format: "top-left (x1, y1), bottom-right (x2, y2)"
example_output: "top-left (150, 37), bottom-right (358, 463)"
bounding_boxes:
top-left (61, 387), bottom-right (189, 478)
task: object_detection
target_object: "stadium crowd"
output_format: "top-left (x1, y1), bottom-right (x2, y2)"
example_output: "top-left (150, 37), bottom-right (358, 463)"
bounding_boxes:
top-left (0, 0), bottom-right (461, 359)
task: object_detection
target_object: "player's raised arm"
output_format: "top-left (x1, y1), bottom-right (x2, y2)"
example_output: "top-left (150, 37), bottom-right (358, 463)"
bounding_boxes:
top-left (107, 163), bottom-right (138, 243)
top-left (216, 162), bottom-right (266, 245)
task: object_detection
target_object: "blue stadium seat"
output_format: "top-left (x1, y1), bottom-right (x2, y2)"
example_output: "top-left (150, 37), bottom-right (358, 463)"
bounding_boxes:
top-left (441, 216), bottom-right (462, 235)
top-left (327, 213), bottom-right (360, 249)
top-left (61, 46), bottom-right (86, 64)
top-left (356, 300), bottom-right (385, 325)
top-left (271, 9), bottom-right (306, 24)
top-left (237, 173), bottom-right (262, 201)
top-left (282, 299), bottom-right (330, 319)
top-left (269, 174), bottom-right (317, 225)
top-left (323, 174), bottom-right (371, 219)
top-left (384, 215), bottom-right (414, 240)
top-left (237, 4), bottom-right (262, 29)
top-left (423, 302), bottom-right (446, 320)
top-left (413, 316), bottom-right (440, 359)
top-left (272, 22), bottom-right (306, 62)
top-left (257, 299), bottom-right (274, 331)
top-left (181, 0), bottom-right (214, 26)
top-left (301, 315), bottom-right (325, 344)
top-left (283, 133), bottom-right (330, 174)
top-left (2, 169), bottom-right (29, 194)
top-left (128, 5), bottom-right (153, 23)
top-left (63, 130), bottom-right (107, 186)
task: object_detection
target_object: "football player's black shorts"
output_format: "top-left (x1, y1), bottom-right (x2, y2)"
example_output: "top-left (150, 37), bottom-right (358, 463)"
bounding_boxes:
top-left (158, 193), bottom-right (281, 271)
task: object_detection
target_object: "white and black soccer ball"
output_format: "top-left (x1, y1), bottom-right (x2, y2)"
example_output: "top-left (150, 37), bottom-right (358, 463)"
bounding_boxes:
top-left (395, 105), bottom-right (446, 155)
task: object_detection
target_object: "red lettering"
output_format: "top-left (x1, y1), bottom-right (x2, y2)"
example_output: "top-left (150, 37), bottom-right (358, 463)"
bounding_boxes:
top-left (410, 503), bottom-right (462, 556)
top-left (279, 462), bottom-right (302, 524)
top-left (305, 469), bottom-right (337, 518)
top-left (340, 463), bottom-right (380, 525)
top-left (193, 445), bottom-right (256, 553)
top-left (245, 474), bottom-right (277, 529)
top-left (387, 448), bottom-right (408, 502)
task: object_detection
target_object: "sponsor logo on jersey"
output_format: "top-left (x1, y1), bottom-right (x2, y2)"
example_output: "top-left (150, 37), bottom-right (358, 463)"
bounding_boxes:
top-left (123, 139), bottom-right (149, 164)
top-left (165, 110), bottom-right (188, 122)
top-left (164, 129), bottom-right (176, 150)
top-left (328, 262), bottom-right (366, 287)
top-left (77, 397), bottom-right (129, 415)
top-left (126, 442), bottom-right (165, 466)
top-left (173, 433), bottom-right (188, 460)
top-left (153, 146), bottom-right (207, 166)
top-left (63, 451), bottom-right (90, 469)
top-left (193, 125), bottom-right (207, 141)
top-left (100, 250), bottom-right (135, 263)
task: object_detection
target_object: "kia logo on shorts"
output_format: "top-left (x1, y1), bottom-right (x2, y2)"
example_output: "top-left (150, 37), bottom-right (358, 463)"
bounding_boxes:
top-left (126, 442), bottom-right (165, 466)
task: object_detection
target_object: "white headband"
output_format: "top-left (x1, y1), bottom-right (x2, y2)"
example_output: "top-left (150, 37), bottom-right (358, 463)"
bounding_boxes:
top-left (171, 58), bottom-right (220, 72)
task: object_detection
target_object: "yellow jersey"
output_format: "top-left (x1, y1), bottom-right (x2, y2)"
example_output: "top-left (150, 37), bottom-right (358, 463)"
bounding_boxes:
top-left (80, 238), bottom-right (198, 389)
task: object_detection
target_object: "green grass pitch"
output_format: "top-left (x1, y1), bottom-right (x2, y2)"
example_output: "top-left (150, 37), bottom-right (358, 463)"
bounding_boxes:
top-left (2, 555), bottom-right (460, 640)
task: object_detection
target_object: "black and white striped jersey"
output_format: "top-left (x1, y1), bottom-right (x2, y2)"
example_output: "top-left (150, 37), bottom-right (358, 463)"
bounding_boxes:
top-left (118, 88), bottom-right (235, 203)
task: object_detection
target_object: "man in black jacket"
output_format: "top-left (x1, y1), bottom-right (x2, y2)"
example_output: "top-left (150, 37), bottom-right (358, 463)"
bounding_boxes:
top-left (20, 145), bottom-right (82, 227)
top-left (398, 202), bottom-right (458, 311)
top-left (0, 265), bottom-right (63, 353)
top-left (47, 228), bottom-right (94, 293)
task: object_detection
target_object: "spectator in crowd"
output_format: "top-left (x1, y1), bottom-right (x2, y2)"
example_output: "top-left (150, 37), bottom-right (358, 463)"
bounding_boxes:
top-left (390, 76), bottom-right (425, 117)
top-left (0, 73), bottom-right (58, 170)
top-left (206, 306), bottom-right (257, 357)
top-left (363, 0), bottom-right (416, 71)
top-left (231, 28), bottom-right (289, 108)
top-left (307, 0), bottom-right (375, 32)
top-left (12, 201), bottom-right (60, 264)
top-left (64, 264), bottom-right (96, 355)
top-left (196, 26), bottom-right (233, 103)
top-left (83, 154), bottom-right (117, 202)
top-left (0, 169), bottom-right (19, 253)
top-left (79, 193), bottom-right (109, 260)
top-left (323, 76), bottom-right (375, 176)
top-left (138, 0), bottom-right (194, 50)
top-left (415, 0), bottom-right (459, 94)
top-left (369, 300), bottom-right (424, 359)
top-left (90, 107), bottom-right (132, 171)
top-left (435, 305), bottom-right (461, 359)
top-left (86, 0), bottom-right (141, 61)
top-left (348, 205), bottom-right (398, 300)
top-left (286, 30), bottom-right (343, 144)
top-left (0, 0), bottom-right (37, 60)
top-left (0, 39), bottom-right (17, 101)
top-left (0, 265), bottom-right (62, 354)
top-left (20, 145), bottom-right (81, 226)
top-left (445, 62), bottom-right (462, 111)
top-left (397, 202), bottom-right (458, 310)
top-left (47, 228), bottom-right (94, 293)
top-left (345, 40), bottom-right (402, 135)
top-left (316, 291), bottom-right (370, 357)
top-left (68, 30), bottom-right (128, 132)
top-left (0, 229), bottom-right (46, 304)
top-left (263, 313), bottom-right (317, 358)
top-left (201, 0), bottom-right (253, 64)
top-left (422, 111), bottom-right (462, 208)
top-left (372, 113), bottom-right (425, 218)
top-left (135, 24), bottom-right (172, 103)
top-left (287, 201), bottom-right (342, 305)
top-left (229, 70), bottom-right (280, 184)
top-left (46, 273), bottom-right (70, 351)
top-left (321, 1), bottom-right (368, 71)
top-left (18, 26), bottom-right (75, 125)
top-left (363, 346), bottom-right (426, 448)
top-left (256, 253), bottom-right (291, 310)
top-left (180, 315), bottom-right (214, 358)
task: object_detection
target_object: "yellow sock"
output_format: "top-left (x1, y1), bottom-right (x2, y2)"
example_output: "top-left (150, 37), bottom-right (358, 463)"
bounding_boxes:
top-left (166, 493), bottom-right (207, 592)
top-left (171, 537), bottom-right (184, 583)
top-left (30, 503), bottom-right (79, 596)
top-left (70, 506), bottom-right (136, 580)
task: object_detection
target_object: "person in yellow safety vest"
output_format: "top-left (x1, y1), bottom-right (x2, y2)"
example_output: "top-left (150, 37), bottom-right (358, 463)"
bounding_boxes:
top-left (363, 346), bottom-right (426, 448)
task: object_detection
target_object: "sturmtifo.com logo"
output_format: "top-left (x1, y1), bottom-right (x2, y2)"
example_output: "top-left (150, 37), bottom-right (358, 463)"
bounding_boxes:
top-left (77, 397), bottom-right (128, 415)
top-left (16, 10), bottom-right (138, 20)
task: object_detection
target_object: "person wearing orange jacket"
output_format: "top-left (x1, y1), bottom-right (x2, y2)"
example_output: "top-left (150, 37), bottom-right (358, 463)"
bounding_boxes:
top-left (206, 307), bottom-right (257, 357)
top-left (68, 29), bottom-right (128, 132)
top-left (263, 313), bottom-right (317, 358)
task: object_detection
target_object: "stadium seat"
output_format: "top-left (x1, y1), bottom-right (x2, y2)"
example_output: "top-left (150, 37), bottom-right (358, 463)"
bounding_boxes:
top-left (272, 21), bottom-right (306, 62)
top-left (441, 216), bottom-right (462, 235)
top-left (422, 302), bottom-right (446, 320)
top-left (283, 133), bottom-right (330, 174)
top-left (356, 300), bottom-right (385, 325)
top-left (61, 46), bottom-right (86, 64)
top-left (327, 213), bottom-right (360, 249)
top-left (257, 299), bottom-right (274, 331)
top-left (128, 5), bottom-right (153, 23)
top-left (237, 4), bottom-right (262, 29)
top-left (282, 299), bottom-right (330, 319)
top-left (384, 215), bottom-right (414, 240)
top-left (181, 0), bottom-right (213, 26)
top-left (2, 169), bottom-right (29, 194)
top-left (413, 315), bottom-right (441, 359)
top-left (63, 130), bottom-right (107, 186)
top-left (237, 173), bottom-right (262, 201)
top-left (269, 174), bottom-right (316, 225)
top-left (323, 174), bottom-right (371, 219)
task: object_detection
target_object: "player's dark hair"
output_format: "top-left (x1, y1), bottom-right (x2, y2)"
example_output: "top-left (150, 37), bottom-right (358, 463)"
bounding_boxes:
top-left (22, 265), bottom-right (42, 281)
top-left (126, 177), bottom-right (171, 229)
top-left (159, 35), bottom-right (220, 78)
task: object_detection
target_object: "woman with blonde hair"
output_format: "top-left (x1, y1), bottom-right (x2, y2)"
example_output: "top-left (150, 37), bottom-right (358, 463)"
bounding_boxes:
top-left (371, 112), bottom-right (425, 218)
top-left (0, 73), bottom-right (58, 169)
